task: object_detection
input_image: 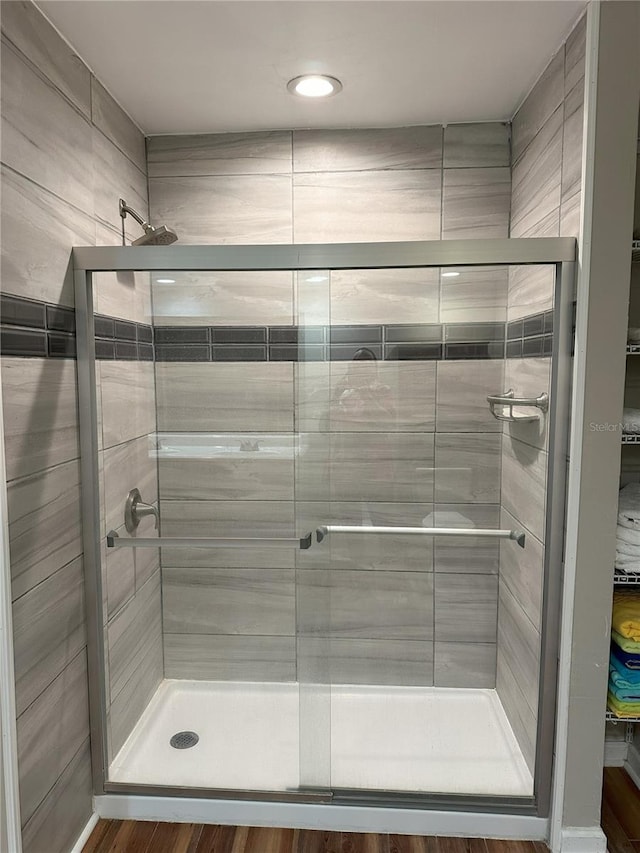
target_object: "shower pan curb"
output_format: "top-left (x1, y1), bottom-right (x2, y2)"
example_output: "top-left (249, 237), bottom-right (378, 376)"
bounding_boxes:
top-left (94, 794), bottom-right (549, 841)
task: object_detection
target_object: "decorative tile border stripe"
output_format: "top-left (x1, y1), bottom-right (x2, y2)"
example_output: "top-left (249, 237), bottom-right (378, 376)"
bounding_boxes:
top-left (1, 294), bottom-right (558, 362)
top-left (0, 294), bottom-right (153, 360)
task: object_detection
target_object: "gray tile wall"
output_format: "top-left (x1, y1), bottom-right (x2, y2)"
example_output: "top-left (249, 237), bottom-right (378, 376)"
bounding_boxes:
top-left (149, 122), bottom-right (511, 689)
top-left (497, 13), bottom-right (586, 774)
top-left (0, 2), bottom-right (160, 847)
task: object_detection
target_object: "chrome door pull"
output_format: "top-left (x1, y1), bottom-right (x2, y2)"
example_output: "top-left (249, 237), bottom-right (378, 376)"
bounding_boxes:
top-left (487, 389), bottom-right (549, 423)
top-left (316, 525), bottom-right (525, 548)
top-left (106, 530), bottom-right (314, 550)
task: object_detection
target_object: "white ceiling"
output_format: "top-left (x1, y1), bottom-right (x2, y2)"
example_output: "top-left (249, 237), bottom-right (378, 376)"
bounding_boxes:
top-left (37, 0), bottom-right (586, 136)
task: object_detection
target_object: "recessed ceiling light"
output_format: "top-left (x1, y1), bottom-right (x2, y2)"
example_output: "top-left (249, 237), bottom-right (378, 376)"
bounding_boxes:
top-left (156, 278), bottom-right (176, 284)
top-left (442, 271), bottom-right (460, 278)
top-left (287, 75), bottom-right (342, 98)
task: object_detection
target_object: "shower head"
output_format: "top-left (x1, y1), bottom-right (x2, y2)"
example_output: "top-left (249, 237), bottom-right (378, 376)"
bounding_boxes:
top-left (119, 198), bottom-right (178, 246)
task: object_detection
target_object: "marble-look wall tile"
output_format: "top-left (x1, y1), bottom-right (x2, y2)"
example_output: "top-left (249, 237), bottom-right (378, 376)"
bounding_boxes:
top-left (99, 361), bottom-right (156, 450)
top-left (102, 435), bottom-right (157, 533)
top-left (500, 508), bottom-right (544, 632)
top-left (102, 528), bottom-right (158, 619)
top-left (434, 641), bottom-right (496, 688)
top-left (298, 638), bottom-right (434, 687)
top-left (149, 174), bottom-right (293, 244)
top-left (164, 634), bottom-right (296, 681)
top-left (510, 107), bottom-right (562, 238)
top-left (159, 449), bottom-right (294, 502)
top-left (0, 166), bottom-right (94, 307)
top-left (297, 432), bottom-right (435, 503)
top-left (91, 78), bottom-right (146, 172)
top-left (148, 131), bottom-right (292, 177)
top-left (108, 605), bottom-right (162, 758)
top-left (8, 459), bottom-right (82, 601)
top-left (293, 127), bottom-right (443, 172)
top-left (1, 40), bottom-right (93, 212)
top-left (156, 362), bottom-right (294, 432)
top-left (152, 271), bottom-right (294, 327)
top-left (560, 81), bottom-right (584, 240)
top-left (436, 359), bottom-right (504, 432)
top-left (330, 268), bottom-right (440, 326)
top-left (93, 128), bottom-right (148, 240)
top-left (497, 580), bottom-right (540, 714)
top-left (296, 501), bottom-right (433, 573)
top-left (434, 574), bottom-right (498, 643)
top-left (13, 556), bottom-right (85, 717)
top-left (496, 649), bottom-right (537, 773)
top-left (0, 1), bottom-right (91, 118)
top-left (434, 433), bottom-right (501, 503)
top-left (511, 48), bottom-right (564, 165)
top-left (565, 14), bottom-right (587, 96)
top-left (443, 123), bottom-right (510, 168)
top-left (163, 568), bottom-right (295, 636)
top-left (507, 264), bottom-right (555, 321)
top-left (503, 357), bottom-right (551, 451)
top-left (295, 362), bottom-right (331, 434)
top-left (17, 650), bottom-right (89, 825)
top-left (432, 503), bottom-right (500, 575)
top-left (501, 436), bottom-right (547, 541)
top-left (93, 226), bottom-right (152, 323)
top-left (439, 266), bottom-right (508, 323)
top-left (329, 360), bottom-right (436, 432)
top-left (293, 170), bottom-right (441, 243)
top-left (441, 168), bottom-right (510, 240)
top-left (2, 358), bottom-right (79, 482)
top-left (21, 738), bottom-right (92, 853)
top-left (297, 570), bottom-right (433, 641)
top-left (107, 571), bottom-right (161, 702)
top-left (160, 499), bottom-right (295, 569)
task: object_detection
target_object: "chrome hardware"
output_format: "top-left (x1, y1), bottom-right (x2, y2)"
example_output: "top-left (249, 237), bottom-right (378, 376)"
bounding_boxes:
top-left (316, 525), bottom-right (525, 548)
top-left (487, 389), bottom-right (549, 423)
top-left (106, 530), bottom-right (313, 550)
top-left (239, 439), bottom-right (261, 452)
top-left (124, 488), bottom-right (159, 533)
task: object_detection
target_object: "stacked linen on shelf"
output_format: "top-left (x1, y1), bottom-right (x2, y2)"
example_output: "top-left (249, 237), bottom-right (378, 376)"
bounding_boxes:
top-left (615, 483), bottom-right (640, 573)
top-left (609, 591), bottom-right (640, 718)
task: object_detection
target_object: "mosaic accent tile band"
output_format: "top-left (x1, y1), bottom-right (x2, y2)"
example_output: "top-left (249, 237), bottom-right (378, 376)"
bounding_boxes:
top-left (0, 294), bottom-right (555, 361)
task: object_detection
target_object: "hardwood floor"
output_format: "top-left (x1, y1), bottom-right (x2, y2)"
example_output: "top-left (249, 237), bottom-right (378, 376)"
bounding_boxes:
top-left (81, 768), bottom-right (640, 852)
top-left (601, 767), bottom-right (640, 853)
top-left (82, 821), bottom-right (549, 852)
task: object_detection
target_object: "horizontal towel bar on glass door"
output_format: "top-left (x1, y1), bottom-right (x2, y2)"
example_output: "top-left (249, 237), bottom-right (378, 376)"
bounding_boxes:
top-left (106, 530), bottom-right (314, 550)
top-left (316, 526), bottom-right (526, 548)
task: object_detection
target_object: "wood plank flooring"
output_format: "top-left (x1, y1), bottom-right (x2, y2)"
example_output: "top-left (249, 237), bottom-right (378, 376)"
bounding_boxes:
top-left (601, 767), bottom-right (640, 852)
top-left (83, 821), bottom-right (549, 852)
top-left (82, 767), bottom-right (640, 852)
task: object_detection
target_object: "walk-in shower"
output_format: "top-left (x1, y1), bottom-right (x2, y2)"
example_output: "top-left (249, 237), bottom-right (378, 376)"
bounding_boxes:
top-left (73, 237), bottom-right (575, 830)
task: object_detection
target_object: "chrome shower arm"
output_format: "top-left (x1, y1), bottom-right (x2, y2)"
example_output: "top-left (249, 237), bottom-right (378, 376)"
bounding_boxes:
top-left (119, 198), bottom-right (150, 230)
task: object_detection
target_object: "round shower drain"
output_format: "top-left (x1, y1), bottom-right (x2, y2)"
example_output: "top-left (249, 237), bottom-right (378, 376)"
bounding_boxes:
top-left (170, 731), bottom-right (199, 750)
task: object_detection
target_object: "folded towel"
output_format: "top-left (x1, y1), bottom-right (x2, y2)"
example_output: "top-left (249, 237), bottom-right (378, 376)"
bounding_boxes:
top-left (623, 409), bottom-right (640, 434)
top-left (613, 629), bottom-right (640, 653)
top-left (629, 327), bottom-right (640, 343)
top-left (614, 552), bottom-right (640, 572)
top-left (609, 681), bottom-right (640, 702)
top-left (608, 691), bottom-right (640, 717)
top-left (612, 640), bottom-right (640, 670)
top-left (618, 483), bottom-right (640, 525)
top-left (610, 654), bottom-right (640, 685)
top-left (616, 524), bottom-right (640, 547)
top-left (612, 591), bottom-right (640, 640)
top-left (615, 539), bottom-right (640, 557)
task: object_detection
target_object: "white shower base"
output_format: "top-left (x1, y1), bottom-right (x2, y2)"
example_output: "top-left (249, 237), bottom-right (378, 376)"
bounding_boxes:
top-left (109, 680), bottom-right (533, 798)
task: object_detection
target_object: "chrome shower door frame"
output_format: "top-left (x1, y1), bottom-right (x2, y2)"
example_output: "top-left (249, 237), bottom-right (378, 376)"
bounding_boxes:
top-left (73, 237), bottom-right (576, 819)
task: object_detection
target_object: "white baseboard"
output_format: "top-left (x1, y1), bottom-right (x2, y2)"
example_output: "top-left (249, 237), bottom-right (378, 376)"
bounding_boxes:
top-left (557, 827), bottom-right (607, 853)
top-left (625, 741), bottom-right (640, 790)
top-left (95, 795), bottom-right (548, 840)
top-left (68, 813), bottom-right (99, 853)
top-left (604, 737), bottom-right (629, 766)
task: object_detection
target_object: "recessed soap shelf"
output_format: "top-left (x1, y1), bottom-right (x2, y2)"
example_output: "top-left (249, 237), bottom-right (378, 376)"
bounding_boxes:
top-left (487, 389), bottom-right (549, 423)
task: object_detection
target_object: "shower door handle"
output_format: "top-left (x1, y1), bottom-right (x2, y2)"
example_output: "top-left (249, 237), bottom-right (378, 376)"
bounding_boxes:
top-left (316, 525), bottom-right (525, 548)
top-left (107, 530), bottom-right (314, 549)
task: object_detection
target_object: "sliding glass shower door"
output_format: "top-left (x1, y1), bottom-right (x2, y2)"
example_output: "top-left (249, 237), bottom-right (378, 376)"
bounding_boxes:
top-left (73, 240), bottom-right (574, 815)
